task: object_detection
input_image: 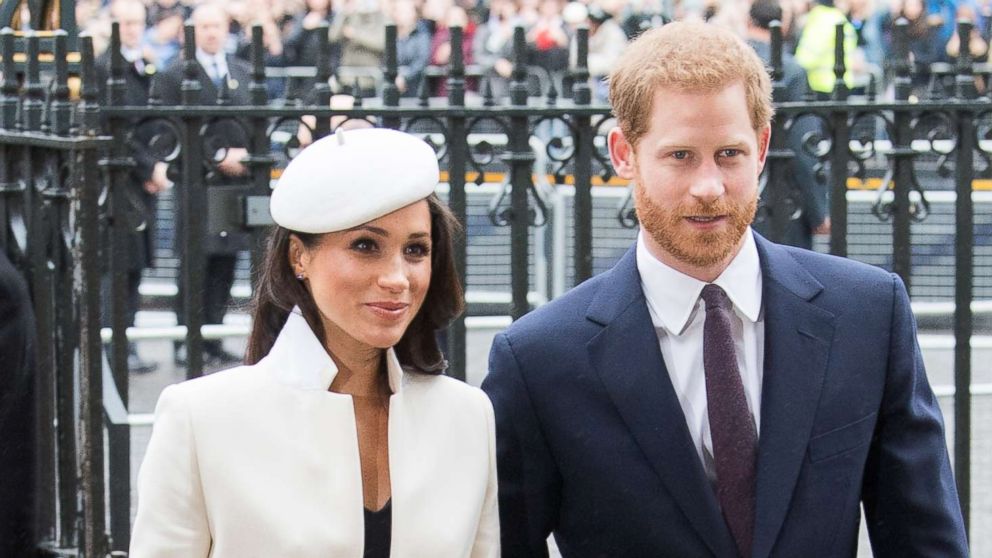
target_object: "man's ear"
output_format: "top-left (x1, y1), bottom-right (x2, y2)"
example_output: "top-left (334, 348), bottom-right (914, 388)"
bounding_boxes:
top-left (608, 127), bottom-right (637, 180)
top-left (756, 125), bottom-right (771, 172)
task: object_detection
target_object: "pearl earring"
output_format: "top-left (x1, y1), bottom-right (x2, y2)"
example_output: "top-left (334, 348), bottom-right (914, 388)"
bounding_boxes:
top-left (296, 273), bottom-right (304, 281)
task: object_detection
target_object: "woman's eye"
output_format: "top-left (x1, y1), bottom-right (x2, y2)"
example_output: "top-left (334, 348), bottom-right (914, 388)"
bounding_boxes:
top-left (405, 243), bottom-right (431, 258)
top-left (350, 238), bottom-right (378, 252)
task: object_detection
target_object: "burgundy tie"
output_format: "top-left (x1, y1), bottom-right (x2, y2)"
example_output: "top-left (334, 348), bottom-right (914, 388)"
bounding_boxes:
top-left (701, 284), bottom-right (757, 558)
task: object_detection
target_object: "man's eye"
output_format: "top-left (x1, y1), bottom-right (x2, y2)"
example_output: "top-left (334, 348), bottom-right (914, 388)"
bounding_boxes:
top-left (672, 151), bottom-right (690, 160)
top-left (721, 149), bottom-right (741, 157)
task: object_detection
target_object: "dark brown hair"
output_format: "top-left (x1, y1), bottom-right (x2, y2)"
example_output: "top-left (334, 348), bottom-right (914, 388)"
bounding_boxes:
top-left (245, 195), bottom-right (464, 373)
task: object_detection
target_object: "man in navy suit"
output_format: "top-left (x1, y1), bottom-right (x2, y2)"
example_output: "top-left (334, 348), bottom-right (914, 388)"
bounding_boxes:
top-left (482, 21), bottom-right (967, 558)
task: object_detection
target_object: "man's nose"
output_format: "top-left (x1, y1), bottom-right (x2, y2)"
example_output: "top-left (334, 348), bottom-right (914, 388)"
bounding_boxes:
top-left (688, 160), bottom-right (725, 202)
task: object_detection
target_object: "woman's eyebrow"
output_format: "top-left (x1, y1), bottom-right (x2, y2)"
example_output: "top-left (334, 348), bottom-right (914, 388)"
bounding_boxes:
top-left (347, 225), bottom-right (389, 236)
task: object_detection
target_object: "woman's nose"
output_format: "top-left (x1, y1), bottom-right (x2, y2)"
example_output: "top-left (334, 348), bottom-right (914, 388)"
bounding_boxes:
top-left (377, 258), bottom-right (410, 292)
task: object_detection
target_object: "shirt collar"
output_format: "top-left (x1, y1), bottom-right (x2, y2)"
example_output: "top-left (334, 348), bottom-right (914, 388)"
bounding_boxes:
top-left (264, 307), bottom-right (405, 394)
top-left (636, 228), bottom-right (763, 335)
top-left (121, 47), bottom-right (142, 63)
top-left (195, 49), bottom-right (226, 72)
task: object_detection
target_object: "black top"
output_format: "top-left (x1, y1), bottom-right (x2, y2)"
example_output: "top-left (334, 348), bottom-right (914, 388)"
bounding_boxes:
top-left (363, 500), bottom-right (392, 558)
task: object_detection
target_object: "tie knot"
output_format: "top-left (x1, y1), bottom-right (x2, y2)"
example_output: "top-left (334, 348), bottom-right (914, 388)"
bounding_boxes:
top-left (701, 284), bottom-right (731, 312)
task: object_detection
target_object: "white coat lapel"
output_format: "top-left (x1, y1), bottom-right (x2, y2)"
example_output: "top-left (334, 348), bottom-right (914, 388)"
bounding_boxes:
top-left (266, 308), bottom-right (406, 394)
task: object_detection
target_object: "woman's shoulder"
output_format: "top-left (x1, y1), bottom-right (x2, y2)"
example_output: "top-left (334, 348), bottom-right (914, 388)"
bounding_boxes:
top-left (158, 361), bottom-right (267, 408)
top-left (402, 372), bottom-right (493, 411)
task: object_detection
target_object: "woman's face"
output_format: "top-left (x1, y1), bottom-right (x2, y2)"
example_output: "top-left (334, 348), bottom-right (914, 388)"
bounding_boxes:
top-left (292, 200), bottom-right (433, 354)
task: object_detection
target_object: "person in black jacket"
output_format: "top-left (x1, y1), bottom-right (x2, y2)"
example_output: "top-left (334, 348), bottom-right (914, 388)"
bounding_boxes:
top-left (97, 0), bottom-right (167, 373)
top-left (152, 2), bottom-right (253, 366)
top-left (282, 0), bottom-right (339, 102)
top-left (0, 251), bottom-right (37, 557)
top-left (746, 0), bottom-right (830, 250)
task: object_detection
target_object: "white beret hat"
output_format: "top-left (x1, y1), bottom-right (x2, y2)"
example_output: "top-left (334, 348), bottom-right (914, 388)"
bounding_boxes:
top-left (271, 128), bottom-right (440, 233)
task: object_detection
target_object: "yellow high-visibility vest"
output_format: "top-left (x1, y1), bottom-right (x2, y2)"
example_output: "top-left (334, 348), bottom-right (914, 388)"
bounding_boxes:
top-left (795, 4), bottom-right (859, 94)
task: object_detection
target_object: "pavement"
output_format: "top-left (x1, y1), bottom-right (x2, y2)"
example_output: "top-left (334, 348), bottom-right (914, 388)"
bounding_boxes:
top-left (122, 310), bottom-right (992, 557)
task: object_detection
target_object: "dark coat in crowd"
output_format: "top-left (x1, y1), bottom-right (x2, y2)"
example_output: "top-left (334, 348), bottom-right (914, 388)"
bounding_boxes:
top-left (152, 55), bottom-right (253, 256)
top-left (749, 38), bottom-right (828, 250)
top-left (283, 13), bottom-right (341, 101)
top-left (152, 56), bottom-right (253, 330)
top-left (0, 252), bottom-right (37, 557)
top-left (95, 50), bottom-right (160, 272)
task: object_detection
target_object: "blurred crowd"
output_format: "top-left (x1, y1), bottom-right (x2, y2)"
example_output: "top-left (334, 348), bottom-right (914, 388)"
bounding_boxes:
top-left (72, 0), bottom-right (992, 102)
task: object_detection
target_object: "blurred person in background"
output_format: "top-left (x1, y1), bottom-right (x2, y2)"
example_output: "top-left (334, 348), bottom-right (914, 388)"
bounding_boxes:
top-left (527, 0), bottom-right (569, 81)
top-left (928, 0), bottom-right (959, 52)
top-left (230, 0), bottom-right (288, 99)
top-left (946, 3), bottom-right (988, 61)
top-left (97, 0), bottom-right (170, 374)
top-left (430, 3), bottom-right (477, 95)
top-left (329, 0), bottom-right (387, 96)
top-left (473, 0), bottom-right (519, 98)
top-left (144, 5), bottom-right (184, 71)
top-left (393, 0), bottom-right (433, 97)
top-left (609, 0), bottom-right (668, 40)
top-left (880, 0), bottom-right (943, 97)
top-left (845, 0), bottom-right (887, 73)
top-left (147, 0), bottom-right (191, 27)
top-left (795, 0), bottom-right (860, 97)
top-left (77, 0), bottom-right (113, 56)
top-left (153, 2), bottom-right (254, 367)
top-left (705, 0), bottom-right (750, 36)
top-left (566, 2), bottom-right (627, 102)
top-left (284, 0), bottom-right (340, 101)
top-left (747, 0), bottom-right (831, 248)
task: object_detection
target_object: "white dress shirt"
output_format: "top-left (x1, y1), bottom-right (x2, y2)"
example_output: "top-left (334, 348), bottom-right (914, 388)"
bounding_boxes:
top-left (636, 229), bottom-right (765, 483)
top-left (195, 48), bottom-right (228, 82)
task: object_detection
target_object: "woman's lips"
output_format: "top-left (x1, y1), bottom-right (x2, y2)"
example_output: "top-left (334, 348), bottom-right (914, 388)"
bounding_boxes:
top-left (366, 302), bottom-right (409, 320)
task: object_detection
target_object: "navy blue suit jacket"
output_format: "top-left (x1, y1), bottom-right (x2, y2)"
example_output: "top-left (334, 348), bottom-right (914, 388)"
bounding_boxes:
top-left (482, 233), bottom-right (967, 557)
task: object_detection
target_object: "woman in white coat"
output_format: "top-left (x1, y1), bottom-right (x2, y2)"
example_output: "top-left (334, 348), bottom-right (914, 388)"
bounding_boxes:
top-left (130, 128), bottom-right (499, 557)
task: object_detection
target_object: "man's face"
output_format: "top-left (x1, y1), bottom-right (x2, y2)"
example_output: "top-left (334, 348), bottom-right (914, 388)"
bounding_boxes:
top-left (194, 7), bottom-right (228, 55)
top-left (608, 82), bottom-right (770, 280)
top-left (114, 3), bottom-right (147, 50)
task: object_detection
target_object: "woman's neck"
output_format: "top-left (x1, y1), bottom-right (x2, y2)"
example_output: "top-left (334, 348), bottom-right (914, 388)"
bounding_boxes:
top-left (327, 343), bottom-right (389, 398)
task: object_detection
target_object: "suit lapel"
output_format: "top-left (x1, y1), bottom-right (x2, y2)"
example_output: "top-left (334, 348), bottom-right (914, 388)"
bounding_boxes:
top-left (751, 235), bottom-right (835, 558)
top-left (587, 249), bottom-right (737, 558)
top-left (194, 62), bottom-right (218, 99)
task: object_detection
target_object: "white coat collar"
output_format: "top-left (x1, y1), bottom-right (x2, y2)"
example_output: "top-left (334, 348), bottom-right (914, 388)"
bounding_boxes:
top-left (264, 307), bottom-right (406, 393)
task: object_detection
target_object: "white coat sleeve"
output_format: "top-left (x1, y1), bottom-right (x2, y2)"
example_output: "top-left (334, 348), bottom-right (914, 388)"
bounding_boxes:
top-left (472, 394), bottom-right (501, 558)
top-left (130, 384), bottom-right (211, 558)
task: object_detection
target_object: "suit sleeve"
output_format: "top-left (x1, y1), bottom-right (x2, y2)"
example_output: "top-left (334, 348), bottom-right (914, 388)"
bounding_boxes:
top-left (482, 333), bottom-right (560, 558)
top-left (471, 394), bottom-right (501, 558)
top-left (130, 385), bottom-right (211, 558)
top-left (861, 274), bottom-right (968, 555)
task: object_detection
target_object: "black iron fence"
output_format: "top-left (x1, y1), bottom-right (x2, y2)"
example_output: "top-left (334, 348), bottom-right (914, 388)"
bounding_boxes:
top-left (0, 16), bottom-right (987, 557)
